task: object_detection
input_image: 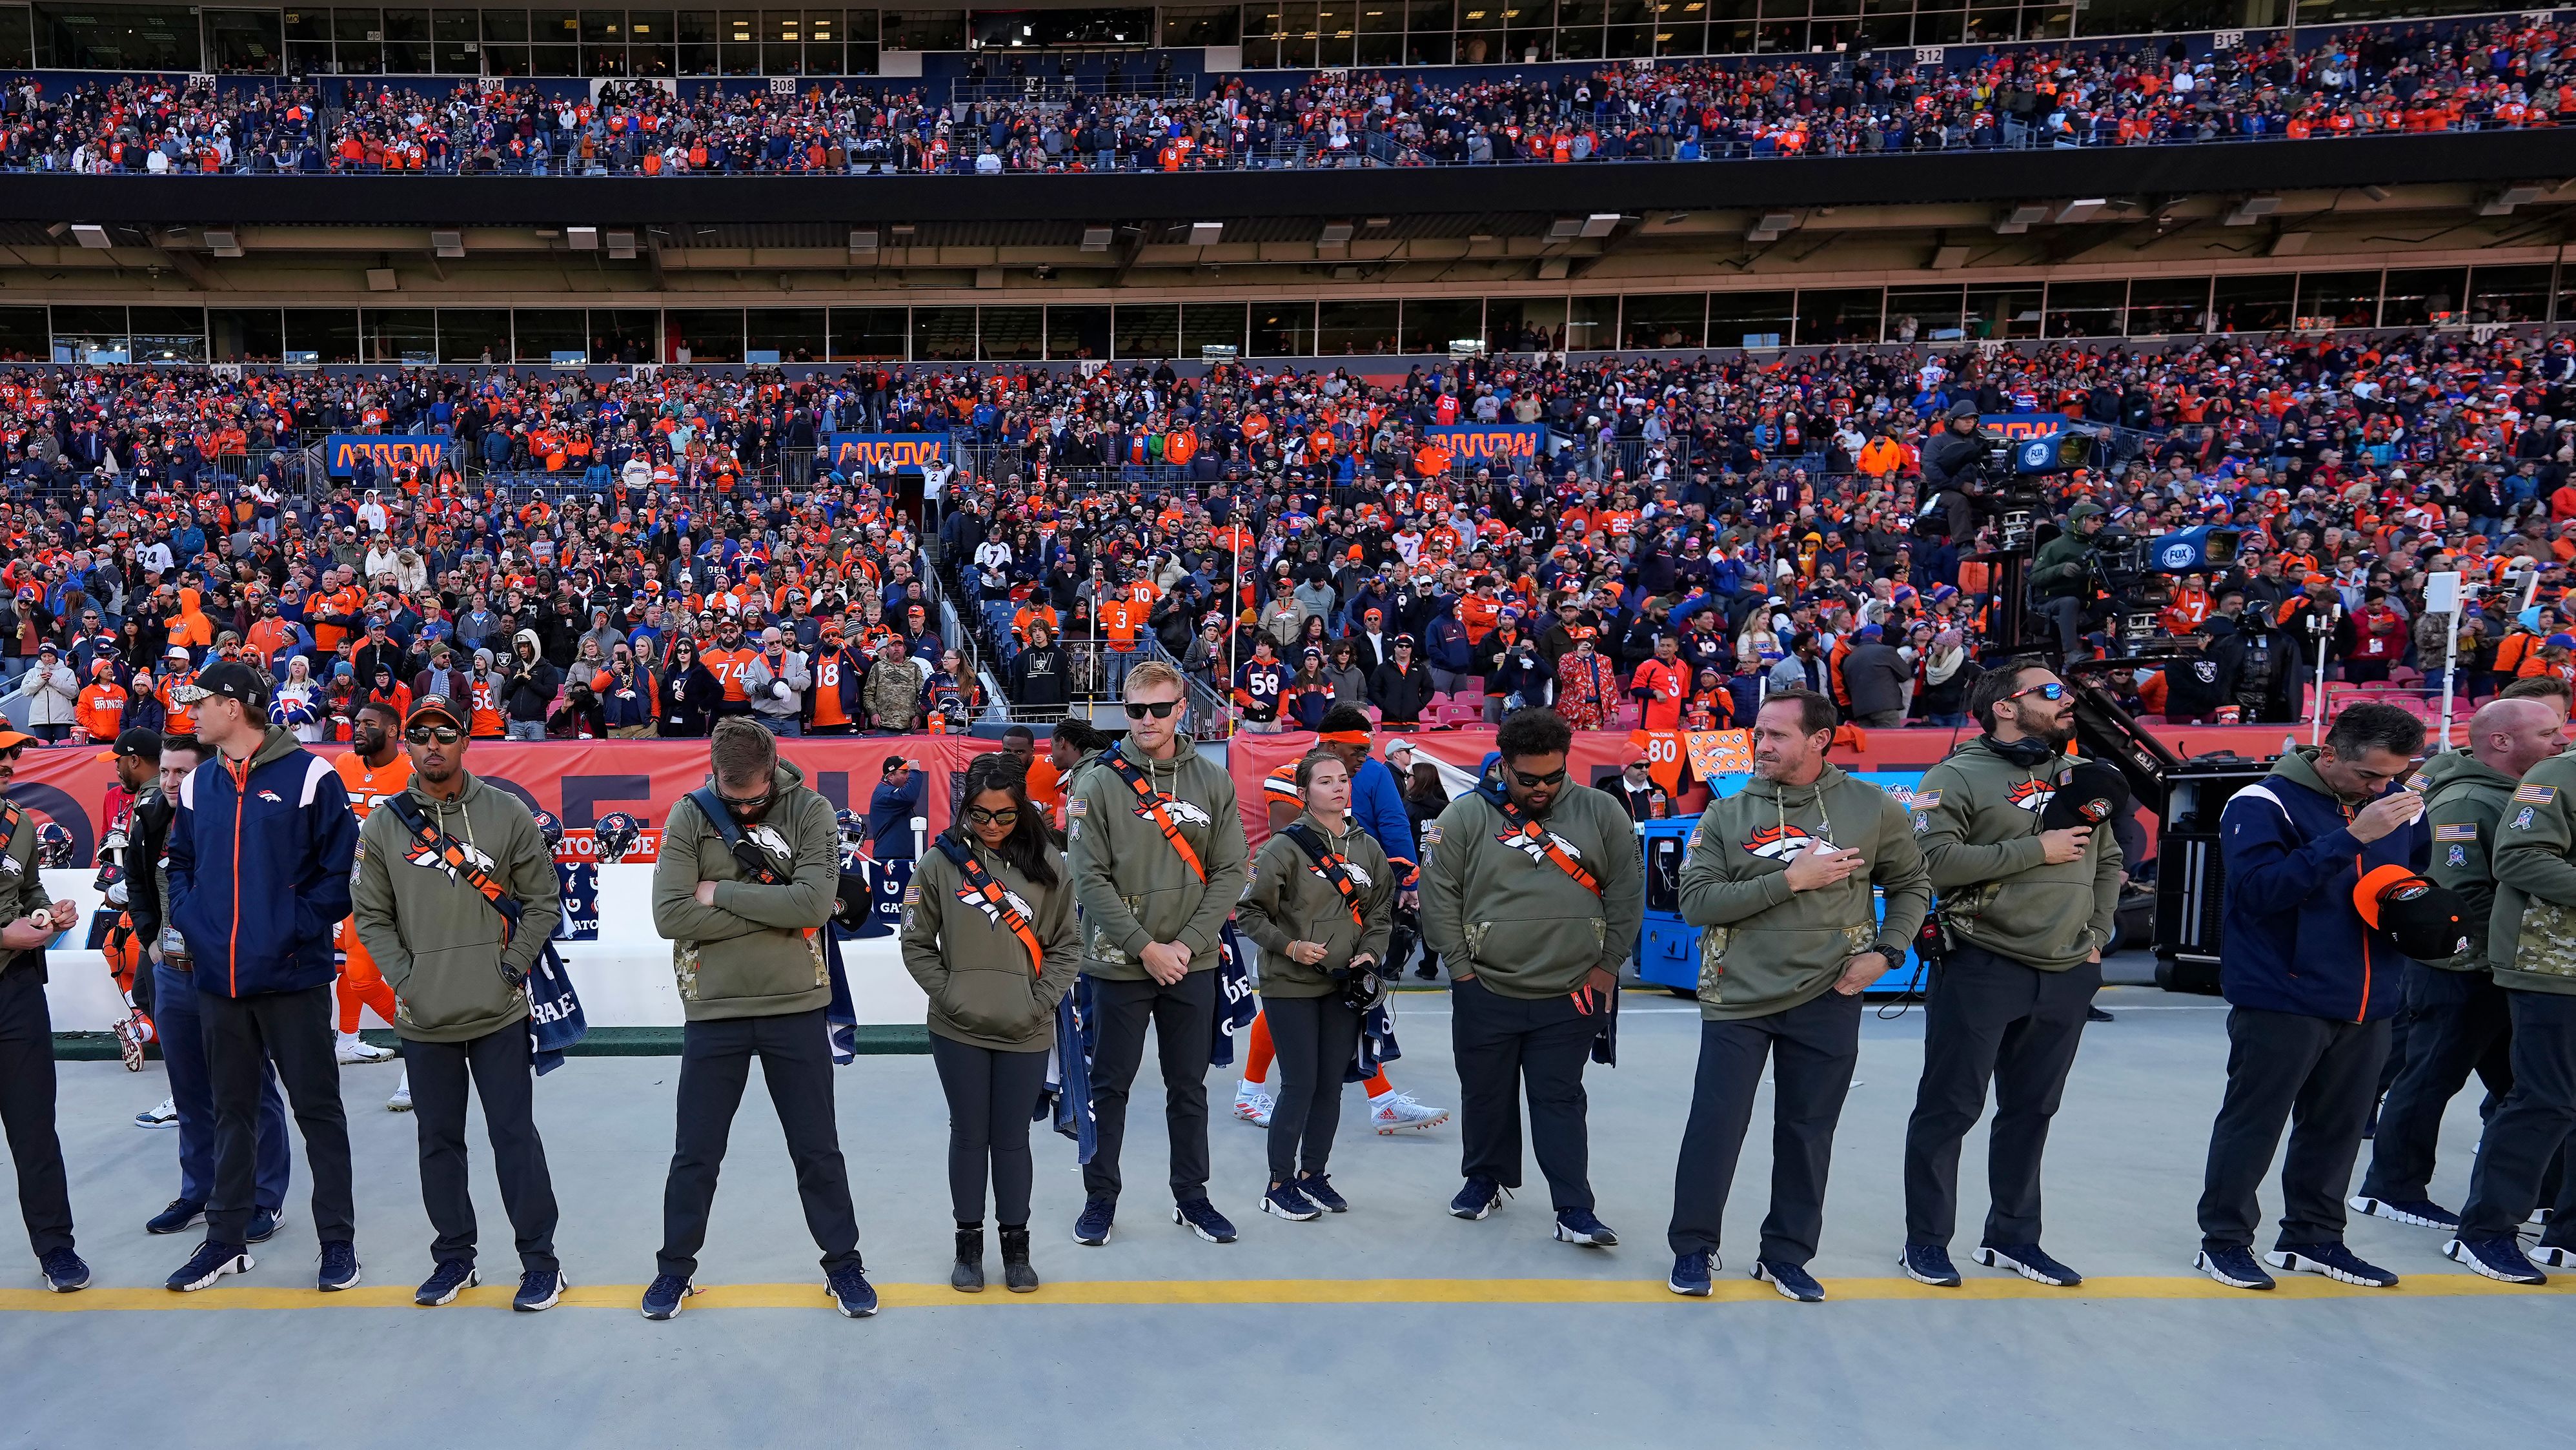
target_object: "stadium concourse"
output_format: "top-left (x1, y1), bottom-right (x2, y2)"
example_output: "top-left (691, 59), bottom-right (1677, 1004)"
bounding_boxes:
top-left (7, 968), bottom-right (2573, 1449)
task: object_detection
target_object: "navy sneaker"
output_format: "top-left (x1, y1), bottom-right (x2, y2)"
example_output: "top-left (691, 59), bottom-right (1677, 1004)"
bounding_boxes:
top-left (1976, 1242), bottom-right (2083, 1287)
top-left (2348, 1194), bottom-right (2459, 1230)
top-left (145, 1200), bottom-right (203, 1236)
top-left (1261, 1182), bottom-right (1319, 1222)
top-left (316, 1240), bottom-right (361, 1292)
top-left (1072, 1192), bottom-right (1117, 1247)
top-left (1668, 1249), bottom-right (1716, 1297)
top-left (167, 1241), bottom-right (253, 1293)
top-left (1754, 1258), bottom-right (1825, 1302)
top-left (640, 1272), bottom-right (695, 1320)
top-left (1448, 1176), bottom-right (1506, 1221)
top-left (1173, 1198), bottom-right (1239, 1244)
top-left (414, 1260), bottom-right (478, 1307)
top-left (1553, 1209), bottom-right (1619, 1247)
top-left (2445, 1236), bottom-right (2548, 1285)
top-left (826, 1264), bottom-right (878, 1318)
top-left (2529, 1245), bottom-right (2576, 1269)
top-left (1295, 1173), bottom-right (1348, 1213)
top-left (2267, 1242), bottom-right (2399, 1288)
top-left (246, 1205), bottom-right (285, 1244)
top-left (1900, 1243), bottom-right (1962, 1287)
top-left (2193, 1247), bottom-right (2275, 1291)
top-left (39, 1248), bottom-right (89, 1293)
top-left (514, 1268), bottom-right (567, 1312)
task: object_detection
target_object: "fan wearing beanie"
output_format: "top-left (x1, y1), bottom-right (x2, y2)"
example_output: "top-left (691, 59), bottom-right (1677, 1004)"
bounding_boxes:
top-left (1897, 662), bottom-right (2124, 1294)
top-left (2192, 700), bottom-right (2429, 1294)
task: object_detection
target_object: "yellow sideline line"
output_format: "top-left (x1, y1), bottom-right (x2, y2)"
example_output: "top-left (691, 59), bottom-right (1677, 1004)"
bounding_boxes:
top-left (5, 1273), bottom-right (2573, 1313)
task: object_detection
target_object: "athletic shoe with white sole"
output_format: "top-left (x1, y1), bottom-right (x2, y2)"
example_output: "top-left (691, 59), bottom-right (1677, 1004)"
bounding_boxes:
top-left (1553, 1209), bottom-right (1618, 1247)
top-left (1668, 1250), bottom-right (1716, 1296)
top-left (134, 1097), bottom-right (177, 1129)
top-left (1371, 1092), bottom-right (1450, 1134)
top-left (1754, 1258), bottom-right (1825, 1302)
top-left (1073, 1192), bottom-right (1116, 1247)
top-left (115, 1017), bottom-right (149, 1072)
top-left (145, 1200), bottom-right (203, 1236)
top-left (2445, 1236), bottom-right (2548, 1285)
top-left (826, 1265), bottom-right (878, 1318)
top-left (2193, 1247), bottom-right (2275, 1291)
top-left (1173, 1198), bottom-right (1239, 1243)
top-left (1976, 1242), bottom-right (2083, 1287)
top-left (387, 1078), bottom-right (412, 1113)
top-left (1232, 1083), bottom-right (1273, 1127)
top-left (515, 1269), bottom-right (567, 1312)
top-left (415, 1260), bottom-right (478, 1306)
top-left (1261, 1182), bottom-right (1320, 1222)
top-left (336, 1033), bottom-right (396, 1065)
top-left (167, 1242), bottom-right (254, 1292)
top-left (1900, 1243), bottom-right (1962, 1287)
top-left (2266, 1243), bottom-right (2399, 1288)
top-left (39, 1249), bottom-right (89, 1293)
top-left (2529, 1245), bottom-right (2576, 1269)
top-left (2347, 1194), bottom-right (2459, 1230)
top-left (317, 1240), bottom-right (361, 1292)
top-left (640, 1273), bottom-right (695, 1320)
top-left (246, 1205), bottom-right (284, 1243)
top-left (1448, 1176), bottom-right (1505, 1221)
top-left (1295, 1173), bottom-right (1348, 1213)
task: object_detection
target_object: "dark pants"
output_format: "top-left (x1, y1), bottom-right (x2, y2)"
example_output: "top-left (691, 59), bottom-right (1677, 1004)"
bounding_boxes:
top-left (1263, 993), bottom-right (1363, 1180)
top-left (928, 1034), bottom-right (1049, 1226)
top-left (2196, 1006), bottom-right (2391, 1251)
top-left (407, 1021), bottom-right (560, 1274)
top-left (2361, 963), bottom-right (2513, 1203)
top-left (1082, 969), bottom-right (1217, 1203)
top-left (2460, 990), bottom-right (2576, 1243)
top-left (1903, 946), bottom-right (2100, 1248)
top-left (0, 964), bottom-right (72, 1257)
top-left (1452, 976), bottom-right (1598, 1212)
top-left (154, 961), bottom-right (289, 1211)
top-left (658, 1008), bottom-right (860, 1278)
top-left (1667, 990), bottom-right (1861, 1265)
top-left (203, 983), bottom-right (354, 1249)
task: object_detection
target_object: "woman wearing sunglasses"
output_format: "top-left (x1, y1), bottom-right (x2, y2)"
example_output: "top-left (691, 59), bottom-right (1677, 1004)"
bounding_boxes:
top-left (1233, 750), bottom-right (1394, 1221)
top-left (900, 753), bottom-right (1077, 1294)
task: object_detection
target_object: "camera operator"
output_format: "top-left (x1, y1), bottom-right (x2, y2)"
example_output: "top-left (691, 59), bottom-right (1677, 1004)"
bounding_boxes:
top-left (1915, 403), bottom-right (1987, 541)
top-left (2030, 503), bottom-right (2105, 657)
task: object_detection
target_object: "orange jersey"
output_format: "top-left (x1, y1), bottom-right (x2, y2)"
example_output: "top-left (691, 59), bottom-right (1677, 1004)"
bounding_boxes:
top-left (333, 751), bottom-right (416, 819)
top-left (468, 678), bottom-right (507, 739)
top-left (701, 646), bottom-right (758, 703)
top-left (809, 650), bottom-right (853, 729)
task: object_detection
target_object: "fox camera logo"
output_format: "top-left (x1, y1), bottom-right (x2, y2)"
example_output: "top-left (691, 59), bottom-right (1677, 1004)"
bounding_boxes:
top-left (1742, 824), bottom-right (1833, 861)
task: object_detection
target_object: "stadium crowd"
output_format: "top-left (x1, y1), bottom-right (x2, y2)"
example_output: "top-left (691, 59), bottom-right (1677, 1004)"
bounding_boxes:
top-left (0, 321), bottom-right (2568, 746)
top-left (0, 16), bottom-right (2568, 176)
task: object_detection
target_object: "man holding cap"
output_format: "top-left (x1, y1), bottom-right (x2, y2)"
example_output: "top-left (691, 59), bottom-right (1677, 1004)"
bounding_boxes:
top-left (162, 660), bottom-right (364, 1294)
top-left (0, 722), bottom-right (87, 1290)
top-left (1899, 663), bottom-right (2125, 1291)
top-left (350, 697), bottom-right (567, 1311)
top-left (2192, 701), bottom-right (2428, 1292)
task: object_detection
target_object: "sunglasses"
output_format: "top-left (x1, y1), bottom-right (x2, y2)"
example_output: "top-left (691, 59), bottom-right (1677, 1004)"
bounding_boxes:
top-left (1122, 699), bottom-right (1181, 720)
top-left (966, 806), bottom-right (1020, 827)
top-left (405, 725), bottom-right (462, 745)
top-left (2009, 682), bottom-right (2068, 703)
top-left (1509, 765), bottom-right (1568, 789)
top-left (715, 784), bottom-right (773, 813)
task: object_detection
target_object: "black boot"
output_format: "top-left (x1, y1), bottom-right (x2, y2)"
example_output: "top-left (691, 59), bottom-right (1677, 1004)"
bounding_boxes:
top-left (951, 1225), bottom-right (986, 1294)
top-left (999, 1223), bottom-right (1039, 1293)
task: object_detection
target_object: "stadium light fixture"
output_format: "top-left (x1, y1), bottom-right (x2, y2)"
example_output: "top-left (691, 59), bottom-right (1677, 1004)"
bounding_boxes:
top-left (366, 268), bottom-right (398, 291)
top-left (607, 231), bottom-right (637, 260)
top-left (2269, 230), bottom-right (2311, 256)
top-left (849, 229), bottom-right (878, 254)
top-left (432, 230), bottom-right (465, 258)
top-left (2478, 185), bottom-right (2543, 216)
top-left (1931, 244), bottom-right (1971, 269)
top-left (1188, 221), bottom-right (1224, 245)
top-left (2052, 198), bottom-right (2107, 223)
top-left (1993, 203), bottom-right (2049, 235)
top-left (567, 227), bottom-right (600, 250)
top-left (2222, 195), bottom-right (2280, 226)
top-left (1578, 213), bottom-right (1619, 238)
top-left (205, 228), bottom-right (242, 258)
top-left (1080, 225), bottom-right (1113, 252)
top-left (70, 225), bottom-right (112, 249)
top-left (1318, 221), bottom-right (1355, 245)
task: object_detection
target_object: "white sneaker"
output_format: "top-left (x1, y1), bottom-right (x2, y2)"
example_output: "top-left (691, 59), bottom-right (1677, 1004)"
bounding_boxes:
top-left (337, 1033), bottom-right (396, 1065)
top-left (387, 1076), bottom-right (412, 1113)
top-left (1233, 1083), bottom-right (1273, 1128)
top-left (134, 1096), bottom-right (178, 1129)
top-left (1372, 1092), bottom-right (1451, 1134)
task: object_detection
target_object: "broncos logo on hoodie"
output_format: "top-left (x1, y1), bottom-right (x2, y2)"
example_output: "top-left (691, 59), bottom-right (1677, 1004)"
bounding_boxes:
top-left (2005, 778), bottom-right (2058, 813)
top-left (1741, 823), bottom-right (1836, 861)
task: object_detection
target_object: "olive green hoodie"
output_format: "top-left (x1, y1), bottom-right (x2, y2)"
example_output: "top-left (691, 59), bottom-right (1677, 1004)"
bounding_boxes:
top-left (1679, 763), bottom-right (1931, 1021)
top-left (1418, 779), bottom-right (1644, 999)
top-left (651, 759), bottom-right (840, 1021)
top-left (1237, 817), bottom-right (1395, 998)
top-left (900, 834), bottom-right (1078, 1052)
top-left (2482, 748), bottom-right (2576, 997)
top-left (1913, 736), bottom-right (2124, 972)
top-left (2417, 747), bottom-right (2513, 971)
top-left (349, 769), bottom-right (562, 1043)
top-left (0, 799), bottom-right (49, 979)
top-left (1066, 735), bottom-right (1250, 979)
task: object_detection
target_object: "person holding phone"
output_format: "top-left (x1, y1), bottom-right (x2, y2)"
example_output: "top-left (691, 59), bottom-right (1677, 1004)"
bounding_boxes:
top-left (1234, 750), bottom-right (1395, 1221)
top-left (900, 753), bottom-right (1077, 1294)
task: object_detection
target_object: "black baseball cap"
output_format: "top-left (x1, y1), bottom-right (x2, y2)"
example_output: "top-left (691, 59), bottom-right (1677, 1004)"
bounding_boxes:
top-left (2353, 866), bottom-right (2471, 963)
top-left (406, 695), bottom-right (465, 731)
top-left (171, 660), bottom-right (270, 711)
top-left (2040, 761), bottom-right (2131, 833)
top-left (95, 727), bottom-right (163, 763)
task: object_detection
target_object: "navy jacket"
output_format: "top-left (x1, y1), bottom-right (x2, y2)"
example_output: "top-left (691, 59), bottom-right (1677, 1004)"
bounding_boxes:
top-left (168, 726), bottom-right (360, 999)
top-left (2217, 748), bottom-right (2429, 1023)
top-left (869, 774), bottom-right (924, 861)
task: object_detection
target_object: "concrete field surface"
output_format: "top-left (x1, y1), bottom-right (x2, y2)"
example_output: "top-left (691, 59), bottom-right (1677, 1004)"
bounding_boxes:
top-left (5, 978), bottom-right (2571, 1449)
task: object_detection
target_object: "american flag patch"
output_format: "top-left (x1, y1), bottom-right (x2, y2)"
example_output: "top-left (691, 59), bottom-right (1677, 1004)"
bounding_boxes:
top-left (1911, 790), bottom-right (1942, 809)
top-left (2433, 823), bottom-right (2478, 841)
top-left (2514, 784), bottom-right (2558, 804)
top-left (2406, 773), bottom-right (2433, 791)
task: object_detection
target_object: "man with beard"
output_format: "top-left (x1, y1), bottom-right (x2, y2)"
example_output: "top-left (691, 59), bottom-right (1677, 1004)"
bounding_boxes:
top-left (330, 702), bottom-right (409, 1091)
top-left (1900, 663), bottom-right (2123, 1291)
